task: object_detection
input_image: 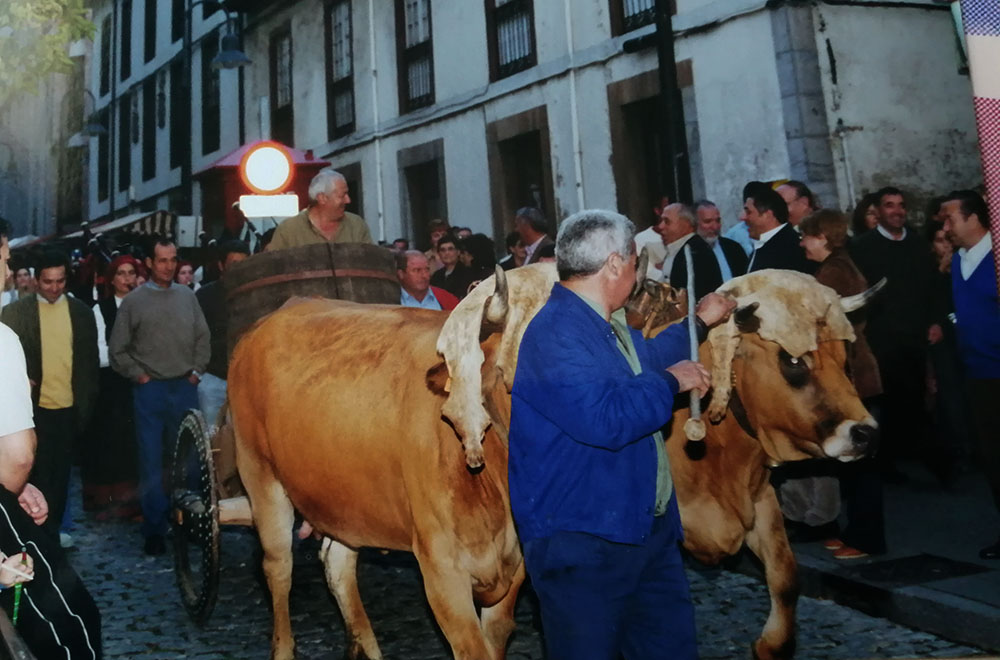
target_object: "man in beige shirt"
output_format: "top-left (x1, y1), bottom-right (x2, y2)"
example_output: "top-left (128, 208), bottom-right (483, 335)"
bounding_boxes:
top-left (267, 168), bottom-right (373, 250)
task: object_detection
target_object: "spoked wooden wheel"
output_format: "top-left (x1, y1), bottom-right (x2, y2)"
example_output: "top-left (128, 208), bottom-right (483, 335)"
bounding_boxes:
top-left (171, 409), bottom-right (220, 625)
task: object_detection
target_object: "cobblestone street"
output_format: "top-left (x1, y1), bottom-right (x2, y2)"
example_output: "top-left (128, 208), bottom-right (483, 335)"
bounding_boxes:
top-left (65, 511), bottom-right (986, 659)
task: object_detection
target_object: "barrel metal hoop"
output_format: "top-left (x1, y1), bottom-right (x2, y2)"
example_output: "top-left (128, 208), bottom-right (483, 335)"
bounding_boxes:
top-left (226, 268), bottom-right (398, 300)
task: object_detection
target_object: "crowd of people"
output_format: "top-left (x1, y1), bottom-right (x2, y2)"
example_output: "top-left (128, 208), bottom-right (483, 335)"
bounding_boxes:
top-left (0, 163), bottom-right (997, 659)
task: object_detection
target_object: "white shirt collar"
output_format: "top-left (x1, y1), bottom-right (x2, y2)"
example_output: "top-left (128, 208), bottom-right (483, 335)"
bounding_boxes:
top-left (37, 293), bottom-right (66, 305)
top-left (751, 223), bottom-right (785, 250)
top-left (876, 224), bottom-right (907, 241)
top-left (523, 235), bottom-right (546, 260)
top-left (664, 232), bottom-right (695, 256)
top-left (959, 232), bottom-right (992, 280)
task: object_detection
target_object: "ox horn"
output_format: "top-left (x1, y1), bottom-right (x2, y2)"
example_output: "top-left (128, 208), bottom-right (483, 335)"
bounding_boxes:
top-left (484, 265), bottom-right (509, 326)
top-left (840, 277), bottom-right (887, 313)
top-left (633, 246), bottom-right (650, 297)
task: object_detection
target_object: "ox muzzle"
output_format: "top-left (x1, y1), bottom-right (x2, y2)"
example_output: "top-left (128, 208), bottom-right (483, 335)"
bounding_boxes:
top-left (821, 418), bottom-right (879, 462)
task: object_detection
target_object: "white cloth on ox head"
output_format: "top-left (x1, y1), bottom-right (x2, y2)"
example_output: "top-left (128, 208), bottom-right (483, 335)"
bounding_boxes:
top-left (435, 263), bottom-right (559, 466)
top-left (703, 270), bottom-right (857, 423)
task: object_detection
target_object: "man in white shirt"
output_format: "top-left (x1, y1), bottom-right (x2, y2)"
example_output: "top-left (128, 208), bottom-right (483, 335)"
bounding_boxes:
top-left (741, 183), bottom-right (812, 273)
top-left (516, 207), bottom-right (554, 265)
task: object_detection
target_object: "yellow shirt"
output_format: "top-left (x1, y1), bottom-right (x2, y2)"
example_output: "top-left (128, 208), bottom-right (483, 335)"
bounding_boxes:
top-left (38, 295), bottom-right (74, 410)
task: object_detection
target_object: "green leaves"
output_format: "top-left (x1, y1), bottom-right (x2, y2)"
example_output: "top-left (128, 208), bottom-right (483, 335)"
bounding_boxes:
top-left (0, 0), bottom-right (95, 101)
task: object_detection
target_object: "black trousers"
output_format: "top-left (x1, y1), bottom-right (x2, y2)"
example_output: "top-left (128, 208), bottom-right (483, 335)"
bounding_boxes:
top-left (968, 379), bottom-right (1000, 519)
top-left (873, 345), bottom-right (935, 469)
top-left (0, 487), bottom-right (102, 659)
top-left (31, 407), bottom-right (77, 538)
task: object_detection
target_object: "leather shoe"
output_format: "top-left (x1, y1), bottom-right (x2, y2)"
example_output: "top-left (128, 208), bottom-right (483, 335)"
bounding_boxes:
top-left (833, 545), bottom-right (869, 560)
top-left (144, 534), bottom-right (166, 556)
top-left (979, 539), bottom-right (1000, 560)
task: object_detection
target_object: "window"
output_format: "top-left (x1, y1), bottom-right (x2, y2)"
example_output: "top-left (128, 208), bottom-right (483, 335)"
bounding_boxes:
top-left (201, 30), bottom-right (221, 155)
top-left (100, 14), bottom-right (112, 96)
top-left (395, 0), bottom-right (434, 113)
top-left (486, 0), bottom-right (536, 81)
top-left (269, 26), bottom-right (294, 145)
top-left (169, 59), bottom-right (185, 169)
top-left (610, 0), bottom-right (656, 36)
top-left (172, 0), bottom-right (184, 42)
top-left (120, 0), bottom-right (132, 81)
top-left (325, 0), bottom-right (355, 138)
top-left (143, 78), bottom-right (156, 181)
top-left (97, 110), bottom-right (110, 202)
top-left (144, 0), bottom-right (157, 62)
top-left (119, 97), bottom-right (131, 191)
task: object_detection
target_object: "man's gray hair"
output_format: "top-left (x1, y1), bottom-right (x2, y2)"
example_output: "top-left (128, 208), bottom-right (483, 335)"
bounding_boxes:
top-left (556, 209), bottom-right (635, 280)
top-left (308, 168), bottom-right (347, 203)
top-left (395, 249), bottom-right (426, 271)
top-left (694, 199), bottom-right (717, 212)
top-left (674, 203), bottom-right (697, 229)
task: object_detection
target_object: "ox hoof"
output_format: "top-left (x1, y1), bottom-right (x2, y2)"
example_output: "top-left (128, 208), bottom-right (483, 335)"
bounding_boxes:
top-left (751, 637), bottom-right (795, 660)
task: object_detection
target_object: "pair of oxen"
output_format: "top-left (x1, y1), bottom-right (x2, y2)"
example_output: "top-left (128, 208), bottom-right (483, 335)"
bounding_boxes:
top-left (226, 261), bottom-right (879, 660)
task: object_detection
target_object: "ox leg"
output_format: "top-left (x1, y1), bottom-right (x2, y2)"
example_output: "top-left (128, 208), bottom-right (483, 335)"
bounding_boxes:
top-left (319, 538), bottom-right (383, 660)
top-left (744, 486), bottom-right (799, 660)
top-left (238, 451), bottom-right (297, 660)
top-left (414, 550), bottom-right (492, 660)
top-left (478, 560), bottom-right (525, 660)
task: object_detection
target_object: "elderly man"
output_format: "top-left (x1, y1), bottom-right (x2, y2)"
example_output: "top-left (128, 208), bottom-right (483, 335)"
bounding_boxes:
top-left (267, 168), bottom-right (372, 251)
top-left (510, 209), bottom-right (734, 659)
top-left (1, 250), bottom-right (99, 541)
top-left (665, 201), bottom-right (748, 300)
top-left (515, 207), bottom-right (553, 265)
top-left (941, 190), bottom-right (1000, 559)
top-left (110, 237), bottom-right (210, 556)
top-left (742, 182), bottom-right (812, 273)
top-left (776, 180), bottom-right (818, 228)
top-left (634, 196), bottom-right (670, 280)
top-left (396, 250), bottom-right (458, 311)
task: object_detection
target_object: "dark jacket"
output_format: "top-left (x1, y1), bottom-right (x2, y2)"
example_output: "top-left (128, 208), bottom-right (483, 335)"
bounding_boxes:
top-left (430, 263), bottom-right (474, 300)
top-left (849, 226), bottom-right (935, 354)
top-left (1, 294), bottom-right (99, 431)
top-left (813, 249), bottom-right (882, 399)
top-left (196, 281), bottom-right (228, 379)
top-left (749, 223), bottom-right (812, 274)
top-left (669, 235), bottom-right (748, 299)
top-left (510, 284), bottom-right (689, 544)
top-left (524, 235), bottom-right (555, 265)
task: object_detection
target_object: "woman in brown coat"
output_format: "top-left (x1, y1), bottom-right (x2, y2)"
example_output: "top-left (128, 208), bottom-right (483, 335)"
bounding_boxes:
top-left (800, 209), bottom-right (885, 558)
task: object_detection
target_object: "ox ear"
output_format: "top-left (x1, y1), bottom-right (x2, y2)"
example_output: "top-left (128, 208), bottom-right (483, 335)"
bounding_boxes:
top-left (425, 361), bottom-right (450, 397)
top-left (840, 277), bottom-right (887, 313)
top-left (734, 302), bottom-right (761, 334)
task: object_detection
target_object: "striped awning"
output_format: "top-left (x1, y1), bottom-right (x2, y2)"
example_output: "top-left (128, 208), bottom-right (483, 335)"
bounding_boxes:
top-left (65, 210), bottom-right (177, 240)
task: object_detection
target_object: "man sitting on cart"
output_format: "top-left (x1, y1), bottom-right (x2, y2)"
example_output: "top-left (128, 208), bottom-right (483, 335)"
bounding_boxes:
top-left (267, 168), bottom-right (373, 251)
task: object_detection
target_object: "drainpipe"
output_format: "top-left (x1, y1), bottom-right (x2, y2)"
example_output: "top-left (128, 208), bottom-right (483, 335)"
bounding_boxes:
top-left (563, 0), bottom-right (586, 211)
top-left (368, 0), bottom-right (385, 243)
top-left (108, 0), bottom-right (119, 221)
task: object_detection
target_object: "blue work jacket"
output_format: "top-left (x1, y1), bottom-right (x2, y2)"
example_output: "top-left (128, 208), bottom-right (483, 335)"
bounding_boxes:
top-left (509, 283), bottom-right (690, 545)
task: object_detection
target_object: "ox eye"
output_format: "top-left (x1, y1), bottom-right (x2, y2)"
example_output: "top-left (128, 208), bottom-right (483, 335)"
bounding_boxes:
top-left (779, 349), bottom-right (811, 388)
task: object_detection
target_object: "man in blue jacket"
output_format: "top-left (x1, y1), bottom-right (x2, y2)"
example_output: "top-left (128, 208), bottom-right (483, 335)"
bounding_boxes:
top-left (510, 209), bottom-right (735, 660)
top-left (941, 190), bottom-right (1000, 560)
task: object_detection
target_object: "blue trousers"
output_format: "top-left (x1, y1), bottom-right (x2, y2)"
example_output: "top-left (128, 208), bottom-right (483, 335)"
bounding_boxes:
top-left (522, 497), bottom-right (697, 660)
top-left (133, 378), bottom-right (198, 538)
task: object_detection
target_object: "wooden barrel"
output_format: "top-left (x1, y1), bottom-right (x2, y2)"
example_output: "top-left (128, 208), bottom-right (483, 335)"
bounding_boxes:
top-left (224, 242), bottom-right (400, 354)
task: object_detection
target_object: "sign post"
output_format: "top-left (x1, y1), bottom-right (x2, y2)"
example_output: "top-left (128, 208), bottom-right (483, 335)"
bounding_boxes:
top-left (237, 141), bottom-right (298, 218)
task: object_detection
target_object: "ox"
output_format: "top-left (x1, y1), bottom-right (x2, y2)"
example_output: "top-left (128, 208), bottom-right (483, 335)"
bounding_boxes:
top-left (437, 267), bottom-right (879, 660)
top-left (227, 266), bottom-right (558, 660)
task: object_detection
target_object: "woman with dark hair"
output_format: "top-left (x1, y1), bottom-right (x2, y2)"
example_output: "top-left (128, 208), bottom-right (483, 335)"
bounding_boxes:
top-left (850, 193), bottom-right (880, 237)
top-left (799, 209), bottom-right (885, 558)
top-left (82, 255), bottom-right (142, 518)
top-left (459, 233), bottom-right (498, 294)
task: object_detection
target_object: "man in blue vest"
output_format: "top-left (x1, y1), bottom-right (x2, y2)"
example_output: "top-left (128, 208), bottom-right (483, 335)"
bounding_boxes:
top-left (509, 208), bottom-right (735, 659)
top-left (941, 190), bottom-right (1000, 560)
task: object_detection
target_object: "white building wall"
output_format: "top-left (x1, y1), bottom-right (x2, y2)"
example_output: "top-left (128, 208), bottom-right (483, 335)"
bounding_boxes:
top-left (87, 0), bottom-right (236, 222)
top-left (814, 4), bottom-right (979, 214)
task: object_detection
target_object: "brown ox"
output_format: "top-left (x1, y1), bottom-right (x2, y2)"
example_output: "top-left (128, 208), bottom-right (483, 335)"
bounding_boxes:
top-left (437, 267), bottom-right (879, 660)
top-left (227, 266), bottom-right (558, 660)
